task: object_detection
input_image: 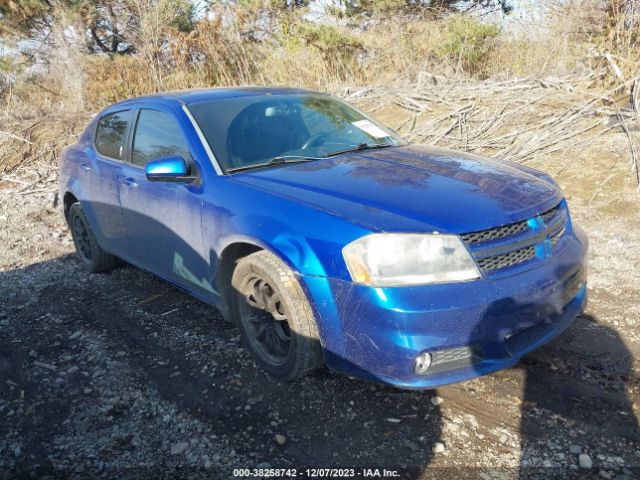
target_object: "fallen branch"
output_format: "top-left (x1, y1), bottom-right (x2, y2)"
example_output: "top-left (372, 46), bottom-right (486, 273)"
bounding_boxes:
top-left (0, 131), bottom-right (34, 145)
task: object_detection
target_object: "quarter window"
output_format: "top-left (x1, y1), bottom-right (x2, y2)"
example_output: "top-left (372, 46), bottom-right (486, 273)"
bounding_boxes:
top-left (131, 109), bottom-right (191, 167)
top-left (95, 110), bottom-right (132, 160)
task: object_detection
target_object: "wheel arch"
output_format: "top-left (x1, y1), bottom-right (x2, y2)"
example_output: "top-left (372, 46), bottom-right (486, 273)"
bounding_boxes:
top-left (214, 234), bottom-right (324, 325)
top-left (216, 241), bottom-right (264, 321)
top-left (63, 191), bottom-right (79, 222)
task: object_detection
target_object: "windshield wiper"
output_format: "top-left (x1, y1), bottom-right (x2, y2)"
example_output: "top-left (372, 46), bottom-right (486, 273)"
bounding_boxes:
top-left (226, 144), bottom-right (394, 173)
top-left (324, 143), bottom-right (393, 158)
top-left (226, 155), bottom-right (320, 174)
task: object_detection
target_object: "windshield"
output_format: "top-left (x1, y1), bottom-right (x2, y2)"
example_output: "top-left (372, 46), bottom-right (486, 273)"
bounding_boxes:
top-left (187, 93), bottom-right (406, 173)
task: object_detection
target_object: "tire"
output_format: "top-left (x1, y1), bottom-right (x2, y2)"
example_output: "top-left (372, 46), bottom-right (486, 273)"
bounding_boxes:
top-left (231, 250), bottom-right (324, 380)
top-left (68, 203), bottom-right (118, 273)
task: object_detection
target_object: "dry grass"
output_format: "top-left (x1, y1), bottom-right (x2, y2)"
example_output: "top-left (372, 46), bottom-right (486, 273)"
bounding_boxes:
top-left (2, 74), bottom-right (638, 200)
top-left (1, 0), bottom-right (639, 195)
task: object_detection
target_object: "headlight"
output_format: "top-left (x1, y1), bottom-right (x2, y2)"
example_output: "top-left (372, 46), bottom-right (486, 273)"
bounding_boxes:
top-left (342, 233), bottom-right (480, 286)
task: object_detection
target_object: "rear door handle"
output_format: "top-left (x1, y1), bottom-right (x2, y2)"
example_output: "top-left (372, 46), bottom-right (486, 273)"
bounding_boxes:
top-left (79, 163), bottom-right (91, 171)
top-left (121, 177), bottom-right (138, 188)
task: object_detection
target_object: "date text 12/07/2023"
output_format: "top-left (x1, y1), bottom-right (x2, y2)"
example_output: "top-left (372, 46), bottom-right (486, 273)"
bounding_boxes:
top-left (232, 467), bottom-right (401, 478)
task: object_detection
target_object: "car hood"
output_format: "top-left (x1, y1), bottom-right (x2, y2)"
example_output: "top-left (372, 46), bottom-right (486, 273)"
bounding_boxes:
top-left (231, 144), bottom-right (563, 233)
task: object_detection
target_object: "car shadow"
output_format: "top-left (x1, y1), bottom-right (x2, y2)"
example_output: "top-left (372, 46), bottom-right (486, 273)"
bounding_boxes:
top-left (2, 242), bottom-right (638, 478)
top-left (518, 312), bottom-right (639, 478)
top-left (467, 264), bottom-right (639, 479)
top-left (0, 254), bottom-right (442, 478)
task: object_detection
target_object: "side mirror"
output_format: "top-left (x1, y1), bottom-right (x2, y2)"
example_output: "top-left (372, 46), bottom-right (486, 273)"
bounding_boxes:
top-left (145, 156), bottom-right (195, 183)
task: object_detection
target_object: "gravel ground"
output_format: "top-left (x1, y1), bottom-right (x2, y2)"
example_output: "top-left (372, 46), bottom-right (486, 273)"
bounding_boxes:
top-left (1, 128), bottom-right (639, 479)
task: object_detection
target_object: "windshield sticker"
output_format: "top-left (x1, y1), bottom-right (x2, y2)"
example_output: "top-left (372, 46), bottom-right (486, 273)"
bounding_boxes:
top-left (352, 120), bottom-right (389, 138)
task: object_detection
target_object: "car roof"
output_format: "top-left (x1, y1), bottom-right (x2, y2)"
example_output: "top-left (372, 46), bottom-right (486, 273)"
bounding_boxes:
top-left (111, 86), bottom-right (319, 108)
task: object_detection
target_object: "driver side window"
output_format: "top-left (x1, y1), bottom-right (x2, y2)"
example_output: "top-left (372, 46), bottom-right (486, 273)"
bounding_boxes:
top-left (132, 109), bottom-right (191, 167)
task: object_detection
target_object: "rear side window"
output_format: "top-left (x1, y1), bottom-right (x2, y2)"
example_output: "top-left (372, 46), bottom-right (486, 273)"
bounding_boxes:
top-left (131, 109), bottom-right (191, 167)
top-left (95, 110), bottom-right (132, 160)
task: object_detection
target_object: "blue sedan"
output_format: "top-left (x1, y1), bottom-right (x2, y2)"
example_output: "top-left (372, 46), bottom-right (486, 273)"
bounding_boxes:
top-left (59, 87), bottom-right (588, 388)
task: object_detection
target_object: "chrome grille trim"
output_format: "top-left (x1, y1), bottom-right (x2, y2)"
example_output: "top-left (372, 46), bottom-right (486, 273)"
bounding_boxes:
top-left (550, 227), bottom-right (565, 248)
top-left (540, 204), bottom-right (561, 225)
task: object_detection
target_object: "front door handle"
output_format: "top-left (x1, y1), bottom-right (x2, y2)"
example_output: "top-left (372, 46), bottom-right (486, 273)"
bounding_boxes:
top-left (121, 177), bottom-right (138, 188)
top-left (79, 163), bottom-right (91, 171)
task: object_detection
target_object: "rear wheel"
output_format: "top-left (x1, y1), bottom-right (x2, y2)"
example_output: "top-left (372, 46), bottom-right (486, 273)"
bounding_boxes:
top-left (68, 203), bottom-right (118, 273)
top-left (231, 250), bottom-right (324, 380)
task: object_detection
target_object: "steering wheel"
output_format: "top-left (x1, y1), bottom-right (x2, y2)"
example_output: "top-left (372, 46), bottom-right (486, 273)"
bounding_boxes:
top-left (301, 133), bottom-right (331, 150)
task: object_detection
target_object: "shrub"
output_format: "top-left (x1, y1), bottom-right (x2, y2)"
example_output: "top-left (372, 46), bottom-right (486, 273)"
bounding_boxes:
top-left (262, 18), bottom-right (365, 87)
top-left (436, 15), bottom-right (500, 76)
top-left (295, 22), bottom-right (364, 57)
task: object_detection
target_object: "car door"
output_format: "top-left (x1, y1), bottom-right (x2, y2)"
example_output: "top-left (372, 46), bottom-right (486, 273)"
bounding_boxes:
top-left (83, 109), bottom-right (133, 252)
top-left (118, 106), bottom-right (212, 295)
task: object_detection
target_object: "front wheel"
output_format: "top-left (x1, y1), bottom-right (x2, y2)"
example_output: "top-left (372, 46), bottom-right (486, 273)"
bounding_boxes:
top-left (231, 250), bottom-right (324, 380)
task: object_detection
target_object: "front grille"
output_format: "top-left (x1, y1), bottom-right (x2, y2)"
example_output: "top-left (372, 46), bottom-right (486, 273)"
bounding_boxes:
top-left (476, 246), bottom-right (536, 272)
top-left (461, 203), bottom-right (561, 246)
top-left (461, 202), bottom-right (567, 274)
top-left (460, 220), bottom-right (529, 244)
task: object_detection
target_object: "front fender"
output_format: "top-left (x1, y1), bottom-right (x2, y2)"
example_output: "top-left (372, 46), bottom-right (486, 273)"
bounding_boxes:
top-left (202, 179), bottom-right (370, 280)
top-left (215, 216), bottom-right (327, 277)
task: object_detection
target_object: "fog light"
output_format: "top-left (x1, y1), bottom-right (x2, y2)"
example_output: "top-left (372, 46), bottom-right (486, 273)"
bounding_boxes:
top-left (414, 352), bottom-right (432, 375)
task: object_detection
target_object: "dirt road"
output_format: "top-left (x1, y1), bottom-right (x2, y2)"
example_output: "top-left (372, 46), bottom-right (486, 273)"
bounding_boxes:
top-left (1, 105), bottom-right (639, 479)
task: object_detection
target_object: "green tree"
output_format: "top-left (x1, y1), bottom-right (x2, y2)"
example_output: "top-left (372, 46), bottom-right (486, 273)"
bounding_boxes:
top-left (0, 0), bottom-right (194, 54)
top-left (339, 0), bottom-right (512, 18)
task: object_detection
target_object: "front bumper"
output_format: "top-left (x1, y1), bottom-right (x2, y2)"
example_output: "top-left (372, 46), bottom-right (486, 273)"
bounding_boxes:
top-left (302, 225), bottom-right (588, 389)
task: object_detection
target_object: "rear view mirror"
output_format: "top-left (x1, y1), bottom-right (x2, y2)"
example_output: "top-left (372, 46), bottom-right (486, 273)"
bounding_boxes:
top-left (145, 156), bottom-right (195, 183)
top-left (265, 104), bottom-right (299, 117)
